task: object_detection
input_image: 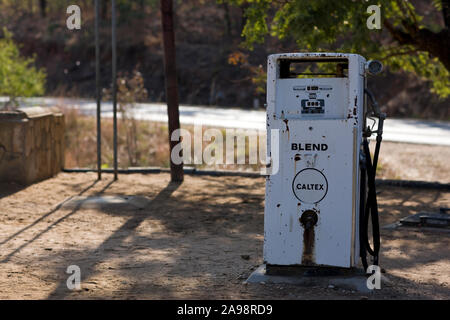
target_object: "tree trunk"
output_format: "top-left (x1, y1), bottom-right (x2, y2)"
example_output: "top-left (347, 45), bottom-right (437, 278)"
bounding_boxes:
top-left (39, 0), bottom-right (46, 17)
top-left (223, 2), bottom-right (232, 38)
top-left (102, 0), bottom-right (109, 19)
top-left (442, 0), bottom-right (450, 29)
top-left (160, 0), bottom-right (184, 182)
top-left (239, 3), bottom-right (250, 35)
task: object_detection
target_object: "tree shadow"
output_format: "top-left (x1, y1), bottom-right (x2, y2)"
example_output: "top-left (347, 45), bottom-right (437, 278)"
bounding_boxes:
top-left (0, 179), bottom-right (116, 262)
top-left (46, 181), bottom-right (182, 299)
top-left (2, 176), bottom-right (448, 299)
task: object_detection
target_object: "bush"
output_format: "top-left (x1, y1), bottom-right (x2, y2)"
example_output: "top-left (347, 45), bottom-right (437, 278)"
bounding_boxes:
top-left (0, 29), bottom-right (46, 109)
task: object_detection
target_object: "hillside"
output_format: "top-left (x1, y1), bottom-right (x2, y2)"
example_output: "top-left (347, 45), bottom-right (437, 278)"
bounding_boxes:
top-left (1, 0), bottom-right (449, 119)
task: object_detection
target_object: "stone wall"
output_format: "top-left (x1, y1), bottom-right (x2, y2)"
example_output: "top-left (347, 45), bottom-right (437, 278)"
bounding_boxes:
top-left (0, 107), bottom-right (65, 185)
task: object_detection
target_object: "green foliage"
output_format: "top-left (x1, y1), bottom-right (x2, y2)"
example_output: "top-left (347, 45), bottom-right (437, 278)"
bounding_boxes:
top-left (226, 0), bottom-right (450, 98)
top-left (0, 29), bottom-right (46, 107)
top-left (386, 49), bottom-right (450, 98)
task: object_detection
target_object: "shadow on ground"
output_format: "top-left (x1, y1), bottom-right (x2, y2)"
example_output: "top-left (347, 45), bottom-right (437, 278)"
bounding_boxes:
top-left (0, 173), bottom-right (448, 299)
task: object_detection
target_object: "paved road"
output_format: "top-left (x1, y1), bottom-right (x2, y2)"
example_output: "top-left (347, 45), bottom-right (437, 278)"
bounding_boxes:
top-left (10, 96), bottom-right (450, 146)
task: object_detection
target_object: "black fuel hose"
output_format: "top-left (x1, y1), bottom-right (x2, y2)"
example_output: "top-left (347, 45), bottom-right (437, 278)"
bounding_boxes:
top-left (360, 138), bottom-right (381, 270)
top-left (360, 89), bottom-right (383, 271)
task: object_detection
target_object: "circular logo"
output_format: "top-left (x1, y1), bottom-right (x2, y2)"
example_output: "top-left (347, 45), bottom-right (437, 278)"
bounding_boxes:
top-left (292, 168), bottom-right (328, 204)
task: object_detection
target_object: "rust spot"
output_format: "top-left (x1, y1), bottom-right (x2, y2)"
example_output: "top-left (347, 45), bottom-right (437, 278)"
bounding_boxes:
top-left (353, 107), bottom-right (357, 115)
top-left (297, 202), bottom-right (301, 206)
top-left (294, 154), bottom-right (301, 161)
top-left (300, 210), bottom-right (318, 266)
top-left (283, 118), bottom-right (290, 139)
top-left (283, 119), bottom-right (289, 132)
top-left (276, 204), bottom-right (280, 207)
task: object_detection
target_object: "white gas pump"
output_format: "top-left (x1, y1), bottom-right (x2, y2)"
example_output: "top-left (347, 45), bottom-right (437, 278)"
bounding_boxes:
top-left (264, 53), bottom-right (385, 270)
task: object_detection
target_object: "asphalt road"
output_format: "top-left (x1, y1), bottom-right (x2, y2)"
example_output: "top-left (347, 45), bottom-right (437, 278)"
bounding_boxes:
top-left (11, 96), bottom-right (450, 146)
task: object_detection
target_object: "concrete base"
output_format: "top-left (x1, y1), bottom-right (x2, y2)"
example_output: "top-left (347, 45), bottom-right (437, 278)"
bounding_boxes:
top-left (383, 222), bottom-right (450, 233)
top-left (61, 195), bottom-right (151, 210)
top-left (245, 264), bottom-right (375, 293)
top-left (0, 107), bottom-right (64, 185)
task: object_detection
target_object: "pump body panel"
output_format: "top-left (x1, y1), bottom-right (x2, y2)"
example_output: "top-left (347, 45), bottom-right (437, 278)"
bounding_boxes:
top-left (264, 53), bottom-right (366, 268)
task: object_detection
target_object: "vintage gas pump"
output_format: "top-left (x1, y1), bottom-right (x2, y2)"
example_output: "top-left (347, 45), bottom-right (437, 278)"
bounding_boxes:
top-left (264, 53), bottom-right (385, 270)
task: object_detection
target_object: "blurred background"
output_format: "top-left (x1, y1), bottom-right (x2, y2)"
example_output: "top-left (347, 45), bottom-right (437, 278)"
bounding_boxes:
top-left (0, 0), bottom-right (448, 182)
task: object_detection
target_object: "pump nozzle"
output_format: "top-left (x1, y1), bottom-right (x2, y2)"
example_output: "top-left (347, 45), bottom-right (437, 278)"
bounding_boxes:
top-left (365, 60), bottom-right (383, 75)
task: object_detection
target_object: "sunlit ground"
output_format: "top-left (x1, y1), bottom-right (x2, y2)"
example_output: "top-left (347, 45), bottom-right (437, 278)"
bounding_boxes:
top-left (0, 173), bottom-right (448, 299)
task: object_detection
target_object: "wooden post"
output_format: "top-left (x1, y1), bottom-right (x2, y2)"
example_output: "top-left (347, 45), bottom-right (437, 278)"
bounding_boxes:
top-left (160, 0), bottom-right (184, 182)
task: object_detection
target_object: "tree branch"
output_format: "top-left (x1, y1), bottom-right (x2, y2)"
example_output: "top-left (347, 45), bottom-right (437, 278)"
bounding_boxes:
top-left (381, 49), bottom-right (418, 60)
top-left (383, 19), bottom-right (450, 71)
top-left (443, 0), bottom-right (450, 29)
top-left (383, 20), bottom-right (414, 45)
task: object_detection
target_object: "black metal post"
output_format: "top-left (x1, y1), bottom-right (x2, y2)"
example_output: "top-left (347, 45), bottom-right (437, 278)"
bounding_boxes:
top-left (112, 0), bottom-right (118, 180)
top-left (95, 0), bottom-right (102, 180)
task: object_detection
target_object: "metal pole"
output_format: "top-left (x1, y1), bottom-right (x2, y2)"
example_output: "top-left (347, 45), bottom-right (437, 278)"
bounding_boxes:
top-left (95, 0), bottom-right (102, 180)
top-left (112, 0), bottom-right (118, 180)
top-left (160, 0), bottom-right (184, 182)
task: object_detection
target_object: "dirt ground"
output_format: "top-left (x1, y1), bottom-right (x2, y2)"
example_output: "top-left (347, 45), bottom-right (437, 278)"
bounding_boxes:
top-left (0, 172), bottom-right (449, 300)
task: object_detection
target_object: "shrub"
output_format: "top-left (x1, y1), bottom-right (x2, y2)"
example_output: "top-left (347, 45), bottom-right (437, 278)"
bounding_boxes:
top-left (0, 29), bottom-right (46, 109)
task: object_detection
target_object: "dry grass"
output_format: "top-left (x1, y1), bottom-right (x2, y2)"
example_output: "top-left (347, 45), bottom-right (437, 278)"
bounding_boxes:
top-left (64, 109), bottom-right (170, 169)
top-left (63, 110), bottom-right (450, 183)
top-left (63, 110), bottom-right (265, 172)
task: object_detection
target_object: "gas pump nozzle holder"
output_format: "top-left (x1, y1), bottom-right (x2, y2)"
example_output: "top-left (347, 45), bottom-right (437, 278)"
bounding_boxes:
top-left (264, 53), bottom-right (383, 270)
